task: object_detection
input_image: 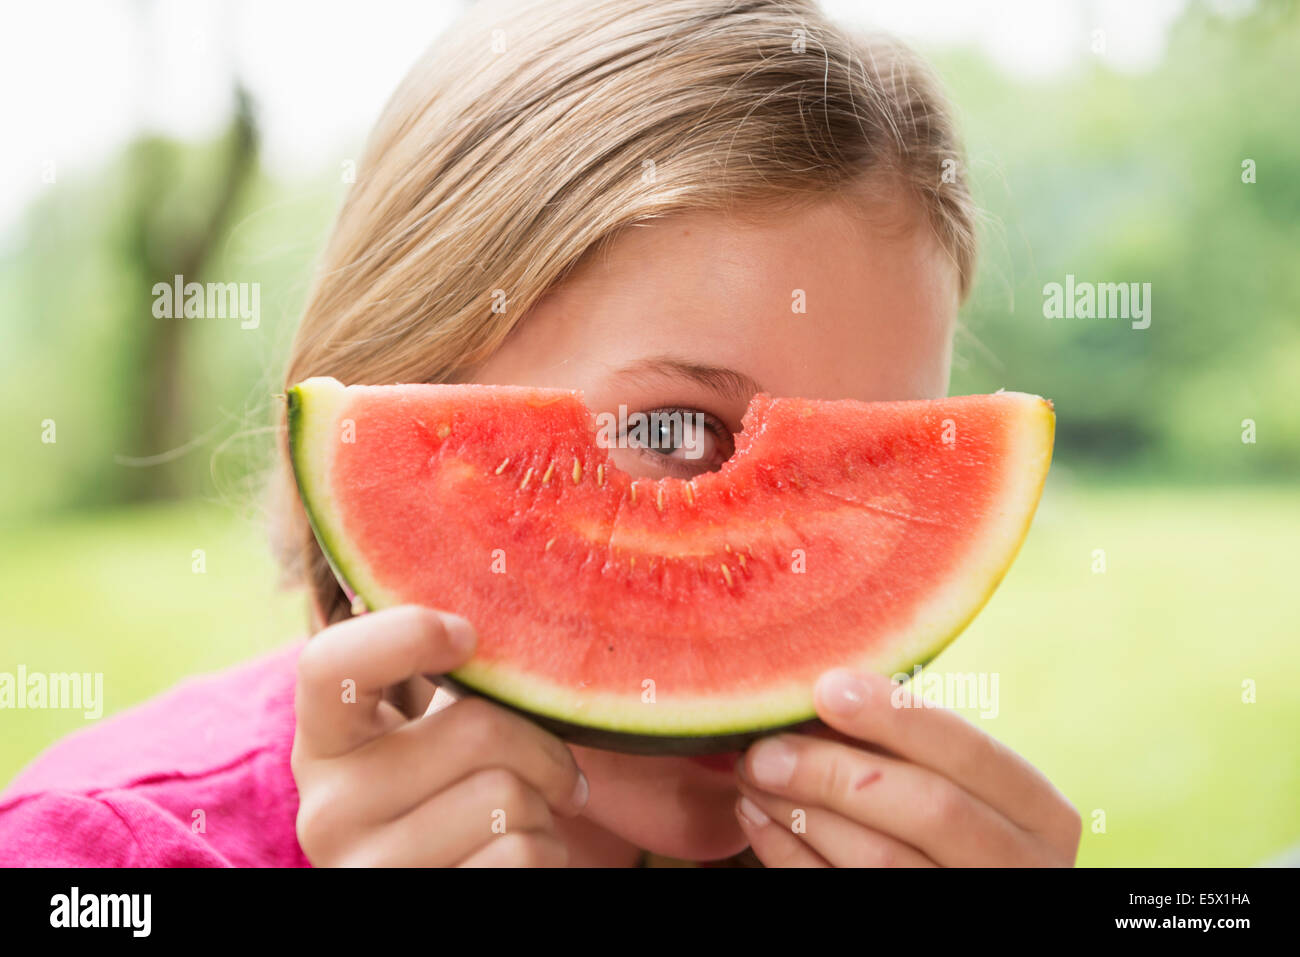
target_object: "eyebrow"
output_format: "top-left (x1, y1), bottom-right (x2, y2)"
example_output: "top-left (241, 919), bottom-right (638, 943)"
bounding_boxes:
top-left (608, 355), bottom-right (764, 403)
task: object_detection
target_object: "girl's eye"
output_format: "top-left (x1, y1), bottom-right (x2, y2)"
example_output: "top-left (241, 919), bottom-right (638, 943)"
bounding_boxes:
top-left (619, 408), bottom-right (735, 478)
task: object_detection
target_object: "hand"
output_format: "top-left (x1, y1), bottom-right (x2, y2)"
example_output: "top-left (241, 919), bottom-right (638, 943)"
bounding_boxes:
top-left (733, 669), bottom-right (1081, 867)
top-left (291, 605), bottom-right (589, 866)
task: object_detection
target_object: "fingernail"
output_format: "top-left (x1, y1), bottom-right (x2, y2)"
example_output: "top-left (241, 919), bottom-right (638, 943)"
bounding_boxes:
top-left (423, 686), bottom-right (459, 717)
top-left (748, 738), bottom-right (797, 788)
top-left (571, 772), bottom-right (590, 810)
top-left (737, 796), bottom-right (770, 828)
top-left (440, 612), bottom-right (477, 654)
top-left (817, 669), bottom-right (869, 716)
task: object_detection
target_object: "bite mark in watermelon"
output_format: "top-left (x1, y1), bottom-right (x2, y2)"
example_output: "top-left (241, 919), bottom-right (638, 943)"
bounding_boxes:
top-left (287, 377), bottom-right (1054, 754)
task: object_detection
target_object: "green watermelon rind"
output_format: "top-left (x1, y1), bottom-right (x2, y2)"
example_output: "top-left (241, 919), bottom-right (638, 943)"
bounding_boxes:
top-left (287, 376), bottom-right (1055, 754)
top-left (287, 385), bottom-right (376, 616)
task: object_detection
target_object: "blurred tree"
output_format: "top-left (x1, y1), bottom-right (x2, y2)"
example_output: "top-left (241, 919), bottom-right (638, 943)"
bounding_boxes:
top-left (113, 86), bottom-right (259, 500)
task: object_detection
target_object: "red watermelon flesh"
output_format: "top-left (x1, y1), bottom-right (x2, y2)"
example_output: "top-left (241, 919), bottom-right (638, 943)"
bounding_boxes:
top-left (288, 377), bottom-right (1054, 753)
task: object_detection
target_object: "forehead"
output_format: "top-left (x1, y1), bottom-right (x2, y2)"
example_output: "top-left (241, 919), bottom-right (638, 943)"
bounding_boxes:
top-left (484, 191), bottom-right (959, 403)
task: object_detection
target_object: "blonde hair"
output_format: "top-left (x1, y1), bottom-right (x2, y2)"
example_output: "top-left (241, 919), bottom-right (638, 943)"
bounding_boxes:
top-left (277, 0), bottom-right (977, 626)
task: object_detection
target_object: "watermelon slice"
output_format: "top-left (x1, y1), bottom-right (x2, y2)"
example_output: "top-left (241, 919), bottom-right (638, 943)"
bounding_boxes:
top-left (287, 377), bottom-right (1053, 754)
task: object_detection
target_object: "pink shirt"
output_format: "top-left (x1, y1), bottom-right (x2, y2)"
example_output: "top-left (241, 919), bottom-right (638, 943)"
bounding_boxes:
top-left (0, 639), bottom-right (310, 867)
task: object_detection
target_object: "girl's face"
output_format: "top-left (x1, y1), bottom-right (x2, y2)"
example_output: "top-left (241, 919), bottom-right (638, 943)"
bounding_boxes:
top-left (469, 190), bottom-right (960, 861)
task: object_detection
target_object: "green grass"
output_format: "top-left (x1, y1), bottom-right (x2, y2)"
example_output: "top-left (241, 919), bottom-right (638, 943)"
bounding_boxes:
top-left (0, 501), bottom-right (307, 786)
top-left (1, 481), bottom-right (1297, 866)
top-left (931, 475), bottom-right (1300, 866)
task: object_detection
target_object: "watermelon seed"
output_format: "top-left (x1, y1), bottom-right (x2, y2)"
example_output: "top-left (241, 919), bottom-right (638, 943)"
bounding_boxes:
top-left (724, 543), bottom-right (732, 553)
top-left (541, 462), bottom-right (555, 485)
top-left (737, 553), bottom-right (747, 569)
top-left (656, 486), bottom-right (664, 511)
top-left (519, 466), bottom-right (534, 490)
top-left (544, 537), bottom-right (556, 551)
top-left (597, 464), bottom-right (605, 487)
top-left (630, 484), bottom-right (638, 505)
top-left (437, 423), bottom-right (451, 439)
top-left (721, 563), bottom-right (733, 587)
top-left (572, 457), bottom-right (582, 484)
top-left (494, 457), bottom-right (511, 475)
top-left (684, 482), bottom-right (696, 505)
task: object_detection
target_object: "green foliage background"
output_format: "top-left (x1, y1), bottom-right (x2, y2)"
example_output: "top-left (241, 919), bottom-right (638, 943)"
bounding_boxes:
top-left (945, 3), bottom-right (1300, 478)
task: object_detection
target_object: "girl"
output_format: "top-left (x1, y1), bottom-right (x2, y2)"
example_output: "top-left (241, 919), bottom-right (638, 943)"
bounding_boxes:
top-left (0, 0), bottom-right (1080, 866)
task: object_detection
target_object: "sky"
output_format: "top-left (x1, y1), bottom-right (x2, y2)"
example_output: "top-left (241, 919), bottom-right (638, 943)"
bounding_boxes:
top-left (0, 0), bottom-right (1208, 236)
